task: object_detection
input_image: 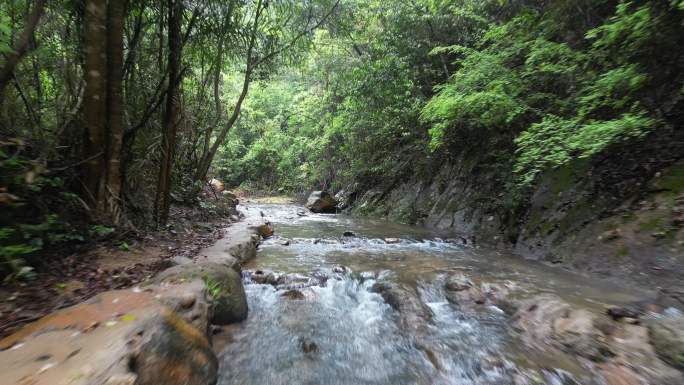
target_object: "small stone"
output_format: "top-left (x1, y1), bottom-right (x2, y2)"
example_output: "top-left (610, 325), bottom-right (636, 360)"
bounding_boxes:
top-left (343, 231), bottom-right (355, 237)
top-left (480, 356), bottom-right (504, 370)
top-left (281, 289), bottom-right (305, 300)
top-left (384, 238), bottom-right (401, 244)
top-left (606, 306), bottom-right (640, 320)
top-left (179, 294), bottom-right (196, 309)
top-left (300, 338), bottom-right (318, 353)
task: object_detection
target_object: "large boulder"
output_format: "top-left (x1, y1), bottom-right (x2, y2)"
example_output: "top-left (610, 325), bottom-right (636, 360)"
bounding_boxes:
top-left (0, 286), bottom-right (217, 385)
top-left (154, 261), bottom-right (248, 324)
top-left (305, 191), bottom-right (338, 213)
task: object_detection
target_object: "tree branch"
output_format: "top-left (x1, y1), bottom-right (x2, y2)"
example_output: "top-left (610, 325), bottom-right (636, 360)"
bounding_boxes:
top-left (0, 0), bottom-right (47, 100)
top-left (254, 0), bottom-right (341, 67)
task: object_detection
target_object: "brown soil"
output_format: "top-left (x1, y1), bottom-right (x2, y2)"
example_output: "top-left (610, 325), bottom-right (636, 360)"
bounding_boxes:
top-left (0, 205), bottom-right (232, 339)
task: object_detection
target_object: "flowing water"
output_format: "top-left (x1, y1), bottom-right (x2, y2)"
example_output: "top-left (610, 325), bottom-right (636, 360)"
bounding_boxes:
top-left (217, 203), bottom-right (650, 385)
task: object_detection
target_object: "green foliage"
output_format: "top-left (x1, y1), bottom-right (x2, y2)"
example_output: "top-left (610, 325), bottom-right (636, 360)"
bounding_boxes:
top-left (90, 225), bottom-right (115, 236)
top-left (118, 241), bottom-right (131, 251)
top-left (514, 113), bottom-right (654, 185)
top-left (0, 10), bottom-right (11, 55)
top-left (420, 0), bottom-right (681, 194)
top-left (585, 1), bottom-right (654, 62)
top-left (203, 275), bottom-right (223, 298)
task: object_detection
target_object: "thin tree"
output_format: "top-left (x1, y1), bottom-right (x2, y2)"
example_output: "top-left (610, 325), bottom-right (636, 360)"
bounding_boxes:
top-left (82, 0), bottom-right (108, 214)
top-left (105, 0), bottom-right (127, 225)
top-left (154, 0), bottom-right (183, 226)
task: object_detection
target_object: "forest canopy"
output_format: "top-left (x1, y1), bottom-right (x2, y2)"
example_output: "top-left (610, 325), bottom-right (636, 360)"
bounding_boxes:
top-left (1, 0), bottom-right (683, 278)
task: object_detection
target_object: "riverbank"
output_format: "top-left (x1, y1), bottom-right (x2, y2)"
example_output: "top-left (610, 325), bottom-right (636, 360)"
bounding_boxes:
top-left (0, 203), bottom-right (267, 385)
top-left (340, 159), bottom-right (684, 308)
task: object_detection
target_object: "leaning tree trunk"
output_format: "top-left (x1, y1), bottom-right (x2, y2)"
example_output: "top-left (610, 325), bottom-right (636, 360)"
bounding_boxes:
top-left (154, 0), bottom-right (182, 226)
top-left (192, 0), bottom-right (263, 190)
top-left (105, 0), bottom-right (126, 225)
top-left (0, 0), bottom-right (46, 103)
top-left (82, 0), bottom-right (108, 214)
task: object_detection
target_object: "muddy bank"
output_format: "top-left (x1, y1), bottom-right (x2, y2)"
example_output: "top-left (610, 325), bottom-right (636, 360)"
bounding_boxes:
top-left (0, 207), bottom-right (267, 385)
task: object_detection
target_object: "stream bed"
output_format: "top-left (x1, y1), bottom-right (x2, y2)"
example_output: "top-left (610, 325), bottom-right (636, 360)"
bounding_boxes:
top-left (216, 203), bottom-right (652, 385)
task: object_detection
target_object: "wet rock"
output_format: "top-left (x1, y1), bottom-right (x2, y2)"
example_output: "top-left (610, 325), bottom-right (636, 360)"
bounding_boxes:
top-left (606, 322), bottom-right (684, 385)
top-left (371, 282), bottom-right (433, 330)
top-left (296, 209), bottom-right (307, 217)
top-left (257, 222), bottom-right (274, 238)
top-left (444, 274), bottom-right (474, 292)
top-left (310, 270), bottom-right (330, 287)
top-left (480, 355), bottom-right (505, 370)
top-left (332, 265), bottom-right (349, 274)
top-left (247, 269), bottom-right (279, 285)
top-left (155, 262), bottom-right (247, 324)
top-left (648, 315), bottom-right (684, 370)
top-left (607, 306), bottom-right (641, 320)
top-left (343, 231), bottom-right (356, 237)
top-left (276, 273), bottom-right (312, 289)
top-left (300, 337), bottom-right (319, 353)
top-left (305, 191), bottom-right (338, 213)
top-left (279, 239), bottom-right (290, 246)
top-left (444, 274), bottom-right (486, 305)
top-left (510, 295), bottom-right (573, 347)
top-left (384, 237), bottom-right (401, 244)
top-left (553, 309), bottom-right (604, 358)
top-left (281, 289), bottom-right (305, 300)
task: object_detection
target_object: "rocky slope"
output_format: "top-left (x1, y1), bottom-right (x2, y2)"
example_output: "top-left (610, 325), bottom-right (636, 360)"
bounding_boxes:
top-left (346, 156), bottom-right (684, 296)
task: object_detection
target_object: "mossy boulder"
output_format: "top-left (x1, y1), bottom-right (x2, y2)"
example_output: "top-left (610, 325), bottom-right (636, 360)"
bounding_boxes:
top-left (155, 261), bottom-right (248, 324)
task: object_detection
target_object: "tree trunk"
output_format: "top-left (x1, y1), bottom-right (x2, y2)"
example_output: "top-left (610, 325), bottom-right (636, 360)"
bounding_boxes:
top-left (154, 0), bottom-right (182, 226)
top-left (82, 0), bottom-right (108, 213)
top-left (192, 0), bottom-right (263, 188)
top-left (0, 0), bottom-right (47, 103)
top-left (105, 0), bottom-right (126, 225)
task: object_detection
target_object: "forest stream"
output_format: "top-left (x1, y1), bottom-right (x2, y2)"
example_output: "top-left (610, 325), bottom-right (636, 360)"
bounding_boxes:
top-left (216, 203), bottom-right (654, 385)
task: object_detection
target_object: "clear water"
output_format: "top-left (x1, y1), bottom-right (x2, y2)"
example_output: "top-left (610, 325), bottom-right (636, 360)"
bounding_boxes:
top-left (217, 203), bottom-right (650, 385)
